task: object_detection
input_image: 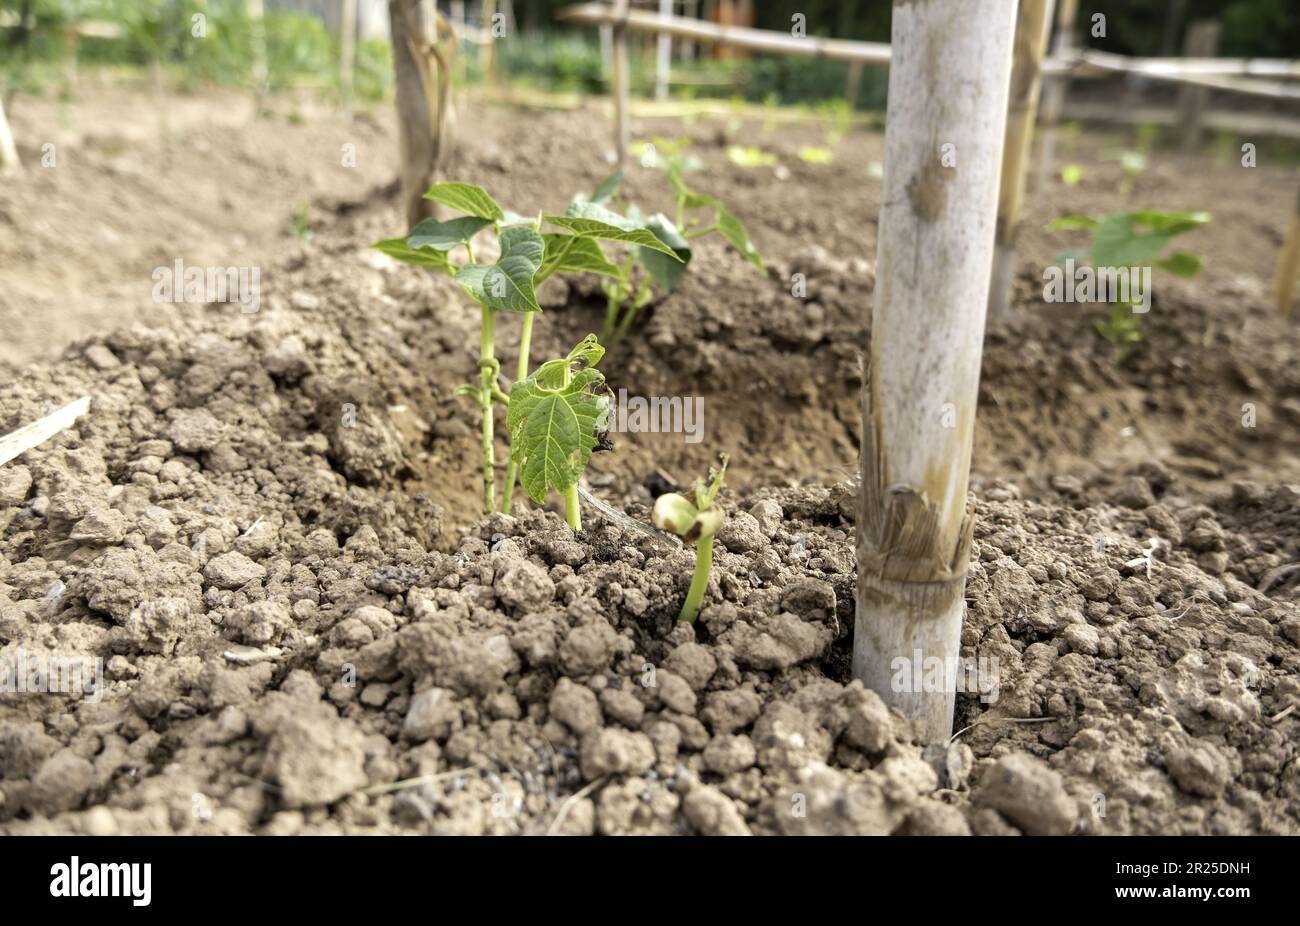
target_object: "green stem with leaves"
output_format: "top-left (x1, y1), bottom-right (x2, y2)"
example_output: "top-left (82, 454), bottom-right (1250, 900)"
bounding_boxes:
top-left (478, 305), bottom-right (497, 515)
top-left (560, 358), bottom-right (582, 531)
top-left (499, 312), bottom-right (534, 513)
top-left (612, 276), bottom-right (653, 345)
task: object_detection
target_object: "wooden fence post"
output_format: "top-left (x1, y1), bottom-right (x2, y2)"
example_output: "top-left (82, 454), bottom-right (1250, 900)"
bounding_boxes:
top-left (1178, 20), bottom-right (1221, 148)
top-left (612, 0), bottom-right (631, 163)
top-left (1275, 185), bottom-right (1300, 318)
top-left (655, 0), bottom-right (673, 101)
top-left (988, 0), bottom-right (1054, 320)
top-left (854, 0), bottom-right (1018, 744)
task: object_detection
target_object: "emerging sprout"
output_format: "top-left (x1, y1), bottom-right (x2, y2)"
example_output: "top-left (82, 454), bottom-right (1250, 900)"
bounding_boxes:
top-left (653, 453), bottom-right (729, 623)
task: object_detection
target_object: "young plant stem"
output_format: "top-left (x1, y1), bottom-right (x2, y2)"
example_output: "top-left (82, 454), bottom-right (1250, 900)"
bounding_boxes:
top-left (680, 536), bottom-right (713, 622)
top-left (564, 485), bottom-right (582, 531)
top-left (478, 305), bottom-right (497, 515)
top-left (499, 312), bottom-right (535, 513)
top-left (612, 276), bottom-right (653, 344)
top-left (602, 287), bottom-right (622, 343)
top-left (560, 358), bottom-right (582, 531)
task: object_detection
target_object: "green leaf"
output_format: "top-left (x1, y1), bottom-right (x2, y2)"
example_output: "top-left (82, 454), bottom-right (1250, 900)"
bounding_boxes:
top-left (1049, 213), bottom-right (1099, 231)
top-left (589, 170), bottom-right (624, 205)
top-left (713, 203), bottom-right (765, 273)
top-left (371, 238), bottom-right (453, 274)
top-left (634, 214), bottom-right (692, 293)
top-left (1091, 214), bottom-right (1174, 268)
top-left (408, 216), bottom-right (493, 251)
top-left (422, 182), bottom-right (505, 221)
top-left (544, 201), bottom-right (683, 259)
top-left (1128, 209), bottom-right (1211, 237)
top-left (454, 226), bottom-right (545, 313)
top-left (798, 146), bottom-right (834, 165)
top-left (726, 145), bottom-right (778, 168)
top-left (540, 234), bottom-right (621, 279)
top-left (507, 365), bottom-right (608, 505)
top-left (499, 210), bottom-right (540, 228)
top-left (1155, 251), bottom-right (1204, 278)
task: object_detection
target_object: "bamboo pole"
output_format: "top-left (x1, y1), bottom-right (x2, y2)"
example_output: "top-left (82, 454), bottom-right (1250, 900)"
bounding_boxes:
top-left (855, 0), bottom-right (1017, 744)
top-left (988, 0), bottom-right (1054, 321)
top-left (1036, 0), bottom-right (1077, 190)
top-left (248, 0), bottom-right (268, 108)
top-left (482, 0), bottom-right (498, 88)
top-left (1275, 186), bottom-right (1300, 319)
top-left (339, 0), bottom-right (357, 111)
top-left (1177, 20), bottom-right (1222, 148)
top-left (612, 0), bottom-right (630, 164)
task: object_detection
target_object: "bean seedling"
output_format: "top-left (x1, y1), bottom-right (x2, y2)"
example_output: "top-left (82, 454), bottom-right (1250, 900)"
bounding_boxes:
top-left (652, 453), bottom-right (728, 623)
top-left (373, 179), bottom-right (684, 517)
top-left (1050, 208), bottom-right (1210, 362)
top-left (604, 138), bottom-right (766, 344)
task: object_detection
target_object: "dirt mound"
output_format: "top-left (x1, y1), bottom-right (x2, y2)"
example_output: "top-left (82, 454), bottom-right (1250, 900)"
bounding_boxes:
top-left (2, 93), bottom-right (1298, 836)
top-left (0, 300), bottom-right (1296, 832)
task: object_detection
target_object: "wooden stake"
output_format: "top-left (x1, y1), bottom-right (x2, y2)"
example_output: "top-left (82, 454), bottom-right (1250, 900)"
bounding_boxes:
top-left (988, 0), bottom-right (1054, 321)
top-left (389, 0), bottom-right (455, 229)
top-left (1275, 185), bottom-right (1300, 318)
top-left (655, 0), bottom-right (673, 101)
top-left (1036, 0), bottom-right (1077, 190)
top-left (339, 0), bottom-right (357, 111)
top-left (248, 0), bottom-right (269, 109)
top-left (0, 95), bottom-right (20, 175)
top-left (844, 59), bottom-right (864, 108)
top-left (1, 397), bottom-right (90, 467)
top-left (1178, 20), bottom-right (1221, 148)
top-left (482, 0), bottom-right (498, 88)
top-left (612, 0), bottom-right (631, 163)
top-left (854, 0), bottom-right (1017, 744)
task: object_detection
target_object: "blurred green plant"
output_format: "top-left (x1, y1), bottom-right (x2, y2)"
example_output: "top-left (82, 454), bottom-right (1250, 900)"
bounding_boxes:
top-left (1050, 209), bottom-right (1211, 362)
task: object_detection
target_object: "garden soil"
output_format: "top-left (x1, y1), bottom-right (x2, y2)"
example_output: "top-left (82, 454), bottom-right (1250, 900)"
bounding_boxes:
top-left (1, 89), bottom-right (1298, 834)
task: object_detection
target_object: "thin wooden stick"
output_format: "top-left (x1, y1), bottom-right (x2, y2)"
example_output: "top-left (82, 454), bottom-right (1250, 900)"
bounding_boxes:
top-left (989, 0), bottom-right (1054, 321)
top-left (1177, 20), bottom-right (1221, 148)
top-left (1036, 0), bottom-right (1078, 190)
top-left (1, 397), bottom-right (91, 467)
top-left (1275, 186), bottom-right (1300, 319)
top-left (611, 0), bottom-right (630, 164)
